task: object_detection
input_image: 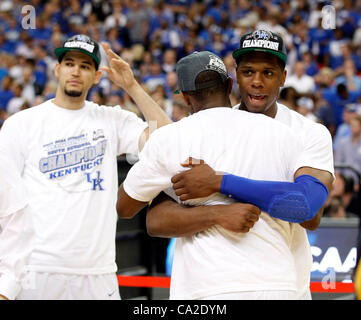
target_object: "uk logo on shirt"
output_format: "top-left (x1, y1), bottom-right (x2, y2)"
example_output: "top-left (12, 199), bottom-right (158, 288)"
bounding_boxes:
top-left (85, 171), bottom-right (104, 191)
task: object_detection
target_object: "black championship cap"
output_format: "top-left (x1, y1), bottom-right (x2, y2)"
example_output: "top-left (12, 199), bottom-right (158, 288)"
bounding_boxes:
top-left (54, 34), bottom-right (101, 70)
top-left (232, 30), bottom-right (287, 64)
top-left (175, 51), bottom-right (229, 93)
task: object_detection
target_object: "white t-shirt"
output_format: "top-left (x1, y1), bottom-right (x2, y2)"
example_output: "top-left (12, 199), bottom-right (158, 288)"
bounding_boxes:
top-left (124, 107), bottom-right (308, 299)
top-left (0, 154), bottom-right (31, 300)
top-left (233, 102), bottom-right (334, 299)
top-left (0, 100), bottom-right (148, 275)
top-left (275, 103), bottom-right (334, 299)
top-left (284, 74), bottom-right (316, 94)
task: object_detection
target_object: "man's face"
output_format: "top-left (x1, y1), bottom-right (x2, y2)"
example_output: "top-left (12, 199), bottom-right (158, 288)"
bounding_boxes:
top-left (54, 51), bottom-right (101, 98)
top-left (236, 52), bottom-right (286, 117)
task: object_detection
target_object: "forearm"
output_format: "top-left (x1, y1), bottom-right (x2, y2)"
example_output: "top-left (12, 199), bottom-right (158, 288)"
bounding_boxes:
top-left (300, 207), bottom-right (323, 231)
top-left (116, 184), bottom-right (148, 219)
top-left (220, 174), bottom-right (329, 223)
top-left (146, 194), bottom-right (216, 238)
top-left (126, 81), bottom-right (172, 128)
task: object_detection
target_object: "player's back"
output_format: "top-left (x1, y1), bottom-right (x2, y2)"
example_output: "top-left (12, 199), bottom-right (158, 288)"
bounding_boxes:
top-left (141, 107), bottom-right (303, 299)
top-left (158, 107), bottom-right (300, 185)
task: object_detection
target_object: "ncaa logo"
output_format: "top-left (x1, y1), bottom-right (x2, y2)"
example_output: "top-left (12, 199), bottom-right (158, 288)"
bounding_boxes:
top-left (252, 30), bottom-right (272, 40)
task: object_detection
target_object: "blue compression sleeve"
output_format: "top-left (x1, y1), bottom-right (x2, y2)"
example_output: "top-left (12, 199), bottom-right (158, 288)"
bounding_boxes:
top-left (220, 174), bottom-right (329, 223)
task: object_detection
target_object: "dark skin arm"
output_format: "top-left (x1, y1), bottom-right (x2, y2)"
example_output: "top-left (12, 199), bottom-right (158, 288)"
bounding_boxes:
top-left (146, 192), bottom-right (261, 238)
top-left (171, 158), bottom-right (333, 231)
top-left (116, 184), bottom-right (148, 219)
top-left (294, 166), bottom-right (333, 230)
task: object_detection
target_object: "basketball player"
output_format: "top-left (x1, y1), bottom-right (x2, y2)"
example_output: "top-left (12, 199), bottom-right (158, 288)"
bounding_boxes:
top-left (0, 34), bottom-right (171, 299)
top-left (147, 30), bottom-right (334, 300)
top-left (116, 50), bottom-right (329, 299)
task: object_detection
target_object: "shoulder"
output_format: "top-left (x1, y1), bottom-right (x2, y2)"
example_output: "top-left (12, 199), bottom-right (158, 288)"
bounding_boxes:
top-left (85, 101), bottom-right (143, 121)
top-left (2, 100), bottom-right (49, 125)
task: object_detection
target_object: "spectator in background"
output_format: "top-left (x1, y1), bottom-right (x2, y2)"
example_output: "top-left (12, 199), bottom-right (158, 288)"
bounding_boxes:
top-left (15, 34), bottom-right (35, 60)
top-left (279, 86), bottom-right (298, 111)
top-left (333, 103), bottom-right (361, 151)
top-left (301, 51), bottom-right (319, 77)
top-left (326, 29), bottom-right (349, 70)
top-left (322, 83), bottom-right (360, 129)
top-left (296, 97), bottom-right (318, 122)
top-left (20, 66), bottom-right (36, 105)
top-left (284, 61), bottom-right (315, 95)
top-left (126, 1), bottom-right (150, 46)
top-left (141, 60), bottom-right (167, 93)
top-left (106, 27), bottom-right (124, 55)
top-left (308, 17), bottom-right (333, 64)
top-left (165, 71), bottom-right (178, 99)
top-left (104, 0), bottom-right (127, 32)
top-left (0, 75), bottom-right (14, 112)
top-left (335, 59), bottom-right (361, 93)
top-left (162, 48), bottom-right (177, 73)
top-left (334, 114), bottom-right (361, 190)
top-left (6, 82), bottom-right (25, 115)
top-left (325, 197), bottom-right (347, 219)
top-left (325, 172), bottom-right (359, 218)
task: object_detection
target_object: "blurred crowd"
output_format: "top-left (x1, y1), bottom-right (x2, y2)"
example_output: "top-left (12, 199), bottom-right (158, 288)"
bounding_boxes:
top-left (0, 0), bottom-right (361, 219)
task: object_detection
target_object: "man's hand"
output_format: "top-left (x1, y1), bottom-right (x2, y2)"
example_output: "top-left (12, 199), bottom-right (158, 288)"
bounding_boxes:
top-left (100, 43), bottom-right (137, 92)
top-left (172, 157), bottom-right (223, 201)
top-left (211, 203), bottom-right (261, 233)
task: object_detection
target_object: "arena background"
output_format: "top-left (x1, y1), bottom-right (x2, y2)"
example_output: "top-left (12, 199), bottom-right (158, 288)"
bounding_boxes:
top-left (0, 0), bottom-right (360, 300)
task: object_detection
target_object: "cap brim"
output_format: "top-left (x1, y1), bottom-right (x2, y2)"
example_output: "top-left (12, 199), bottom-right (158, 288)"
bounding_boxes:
top-left (232, 48), bottom-right (287, 63)
top-left (54, 47), bottom-right (100, 68)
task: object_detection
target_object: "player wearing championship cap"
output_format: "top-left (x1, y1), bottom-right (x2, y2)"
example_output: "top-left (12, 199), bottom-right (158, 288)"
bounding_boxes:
top-left (149, 30), bottom-right (334, 299)
top-left (0, 34), bottom-right (171, 300)
top-left (116, 50), bottom-right (326, 300)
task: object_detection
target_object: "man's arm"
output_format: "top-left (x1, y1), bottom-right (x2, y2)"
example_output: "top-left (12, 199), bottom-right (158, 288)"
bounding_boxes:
top-left (295, 166), bottom-right (333, 230)
top-left (146, 192), bottom-right (261, 238)
top-left (116, 184), bottom-right (148, 219)
top-left (171, 159), bottom-right (330, 225)
top-left (100, 43), bottom-right (172, 129)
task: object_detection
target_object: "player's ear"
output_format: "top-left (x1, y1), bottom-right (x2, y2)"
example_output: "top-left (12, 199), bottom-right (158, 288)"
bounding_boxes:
top-left (54, 63), bottom-right (60, 79)
top-left (280, 69), bottom-right (287, 87)
top-left (94, 69), bottom-right (102, 85)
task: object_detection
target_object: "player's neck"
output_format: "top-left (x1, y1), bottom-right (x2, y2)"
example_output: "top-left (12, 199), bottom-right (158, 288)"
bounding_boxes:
top-left (53, 90), bottom-right (86, 110)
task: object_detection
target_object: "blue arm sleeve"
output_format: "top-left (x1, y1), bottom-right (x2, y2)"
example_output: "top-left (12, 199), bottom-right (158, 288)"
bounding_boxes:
top-left (220, 174), bottom-right (329, 223)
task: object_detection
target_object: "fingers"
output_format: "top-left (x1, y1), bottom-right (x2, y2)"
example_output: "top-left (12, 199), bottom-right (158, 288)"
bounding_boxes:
top-left (180, 157), bottom-right (205, 167)
top-left (99, 66), bottom-right (111, 74)
top-left (101, 42), bottom-right (110, 51)
top-left (101, 42), bottom-right (119, 59)
top-left (172, 181), bottom-right (184, 191)
top-left (179, 193), bottom-right (191, 201)
top-left (174, 187), bottom-right (188, 197)
top-left (171, 171), bottom-right (185, 184)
